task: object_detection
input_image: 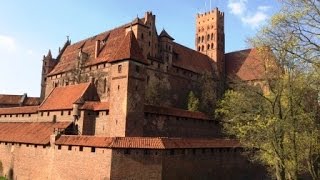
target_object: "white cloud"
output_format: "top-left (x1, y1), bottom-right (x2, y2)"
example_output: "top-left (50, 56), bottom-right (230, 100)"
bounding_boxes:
top-left (241, 12), bottom-right (269, 28)
top-left (0, 35), bottom-right (16, 52)
top-left (227, 0), bottom-right (271, 29)
top-left (228, 0), bottom-right (247, 15)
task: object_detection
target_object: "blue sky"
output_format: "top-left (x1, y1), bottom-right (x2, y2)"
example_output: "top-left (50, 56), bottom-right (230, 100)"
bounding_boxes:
top-left (0, 0), bottom-right (279, 97)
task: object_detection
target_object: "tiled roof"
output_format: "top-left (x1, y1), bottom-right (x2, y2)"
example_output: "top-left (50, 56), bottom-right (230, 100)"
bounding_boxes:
top-left (0, 94), bottom-right (22, 105)
top-left (0, 122), bottom-right (72, 145)
top-left (0, 106), bottom-right (38, 115)
top-left (55, 136), bottom-right (240, 149)
top-left (110, 30), bottom-right (147, 64)
top-left (24, 97), bottom-right (41, 106)
top-left (225, 48), bottom-right (266, 81)
top-left (144, 105), bottom-right (210, 120)
top-left (80, 101), bottom-right (109, 111)
top-left (0, 94), bottom-right (40, 106)
top-left (172, 42), bottom-right (214, 73)
top-left (39, 83), bottom-right (91, 111)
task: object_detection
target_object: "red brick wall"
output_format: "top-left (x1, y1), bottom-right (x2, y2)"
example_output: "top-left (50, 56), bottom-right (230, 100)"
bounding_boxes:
top-left (144, 113), bottom-right (222, 138)
top-left (0, 143), bottom-right (112, 180)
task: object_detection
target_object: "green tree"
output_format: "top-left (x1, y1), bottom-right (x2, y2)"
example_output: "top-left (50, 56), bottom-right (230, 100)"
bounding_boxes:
top-left (217, 0), bottom-right (320, 177)
top-left (199, 72), bottom-right (217, 117)
top-left (145, 76), bottom-right (170, 106)
top-left (187, 91), bottom-right (199, 112)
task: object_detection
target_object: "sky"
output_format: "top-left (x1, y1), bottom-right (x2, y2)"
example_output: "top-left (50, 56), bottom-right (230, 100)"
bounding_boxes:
top-left (0, 0), bottom-right (279, 97)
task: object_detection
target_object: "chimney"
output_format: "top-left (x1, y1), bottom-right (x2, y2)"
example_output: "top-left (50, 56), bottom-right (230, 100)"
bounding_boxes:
top-left (95, 40), bottom-right (101, 58)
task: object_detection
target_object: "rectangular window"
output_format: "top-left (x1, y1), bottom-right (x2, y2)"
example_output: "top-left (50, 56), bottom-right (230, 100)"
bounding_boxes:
top-left (61, 111), bottom-right (64, 116)
top-left (79, 146), bottom-right (83, 152)
top-left (68, 145), bottom-right (72, 151)
top-left (118, 65), bottom-right (122, 73)
top-left (58, 145), bottom-right (61, 150)
top-left (91, 147), bottom-right (96, 153)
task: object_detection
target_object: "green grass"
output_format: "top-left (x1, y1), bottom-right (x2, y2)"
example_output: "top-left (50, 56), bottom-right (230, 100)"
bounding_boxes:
top-left (0, 176), bottom-right (7, 180)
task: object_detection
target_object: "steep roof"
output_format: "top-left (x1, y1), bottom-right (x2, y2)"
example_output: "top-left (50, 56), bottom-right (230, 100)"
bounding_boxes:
top-left (39, 83), bottom-right (91, 111)
top-left (225, 48), bottom-right (266, 81)
top-left (172, 42), bottom-right (215, 73)
top-left (0, 122), bottom-right (72, 145)
top-left (159, 29), bottom-right (174, 40)
top-left (55, 136), bottom-right (240, 149)
top-left (0, 106), bottom-right (38, 115)
top-left (110, 30), bottom-right (147, 64)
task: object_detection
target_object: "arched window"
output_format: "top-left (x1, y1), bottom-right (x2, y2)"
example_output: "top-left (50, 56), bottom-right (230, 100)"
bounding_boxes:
top-left (207, 44), bottom-right (210, 50)
top-left (198, 36), bottom-right (201, 43)
top-left (211, 33), bottom-right (214, 40)
top-left (207, 34), bottom-right (210, 41)
top-left (211, 43), bottom-right (214, 49)
top-left (201, 45), bottom-right (204, 51)
top-left (201, 36), bottom-right (204, 42)
top-left (198, 46), bottom-right (201, 51)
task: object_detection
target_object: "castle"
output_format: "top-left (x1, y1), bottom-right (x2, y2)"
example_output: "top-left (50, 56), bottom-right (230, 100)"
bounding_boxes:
top-left (0, 8), bottom-right (267, 179)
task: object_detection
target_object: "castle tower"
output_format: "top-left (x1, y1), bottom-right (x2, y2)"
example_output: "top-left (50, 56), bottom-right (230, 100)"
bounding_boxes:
top-left (196, 8), bottom-right (225, 79)
top-left (40, 50), bottom-right (57, 102)
top-left (108, 31), bottom-right (147, 137)
top-left (159, 29), bottom-right (174, 71)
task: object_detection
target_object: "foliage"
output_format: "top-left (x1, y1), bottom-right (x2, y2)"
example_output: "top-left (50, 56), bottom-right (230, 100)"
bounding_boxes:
top-left (0, 177), bottom-right (7, 180)
top-left (145, 76), bottom-right (170, 106)
top-left (198, 72), bottom-right (217, 117)
top-left (217, 1), bottom-right (320, 179)
top-left (187, 91), bottom-right (199, 112)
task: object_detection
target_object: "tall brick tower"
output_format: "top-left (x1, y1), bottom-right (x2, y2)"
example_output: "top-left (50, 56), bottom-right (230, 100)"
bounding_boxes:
top-left (108, 30), bottom-right (147, 137)
top-left (195, 8), bottom-right (225, 80)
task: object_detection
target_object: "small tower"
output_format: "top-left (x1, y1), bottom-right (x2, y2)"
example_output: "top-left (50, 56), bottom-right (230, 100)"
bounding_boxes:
top-left (159, 29), bottom-right (174, 70)
top-left (40, 50), bottom-right (56, 101)
top-left (108, 30), bottom-right (147, 137)
top-left (196, 8), bottom-right (225, 80)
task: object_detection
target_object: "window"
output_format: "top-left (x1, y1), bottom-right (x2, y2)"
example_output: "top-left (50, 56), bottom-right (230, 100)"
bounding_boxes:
top-left (198, 36), bottom-right (200, 43)
top-left (207, 34), bottom-right (210, 40)
top-left (118, 65), bottom-right (122, 73)
top-left (149, 31), bottom-right (151, 36)
top-left (91, 147), bottom-right (96, 153)
top-left (58, 145), bottom-right (61, 150)
top-left (68, 145), bottom-right (72, 151)
top-left (141, 33), bottom-right (144, 40)
top-left (79, 146), bottom-right (83, 151)
top-left (211, 43), bottom-right (214, 49)
top-left (103, 78), bottom-right (107, 93)
top-left (61, 111), bottom-right (64, 116)
top-left (41, 112), bottom-right (43, 116)
top-left (198, 46), bottom-right (201, 51)
top-left (124, 149), bottom-right (130, 154)
top-left (201, 45), bottom-right (204, 51)
top-left (201, 36), bottom-right (204, 42)
top-left (47, 112), bottom-right (50, 116)
top-left (207, 44), bottom-right (210, 50)
top-left (135, 65), bottom-right (140, 73)
top-left (148, 41), bottom-right (151, 47)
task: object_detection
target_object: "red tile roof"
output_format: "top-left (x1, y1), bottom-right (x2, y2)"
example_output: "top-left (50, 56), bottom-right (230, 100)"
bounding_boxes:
top-left (0, 122), bottom-right (71, 145)
top-left (80, 101), bottom-right (109, 111)
top-left (0, 94), bottom-right (40, 106)
top-left (39, 83), bottom-right (91, 111)
top-left (225, 48), bottom-right (266, 81)
top-left (48, 24), bottom-right (129, 76)
top-left (0, 94), bottom-right (22, 105)
top-left (172, 42), bottom-right (215, 73)
top-left (110, 30), bottom-right (147, 64)
top-left (24, 97), bottom-right (40, 106)
top-left (55, 136), bottom-right (240, 149)
top-left (144, 105), bottom-right (210, 120)
top-left (0, 106), bottom-right (38, 115)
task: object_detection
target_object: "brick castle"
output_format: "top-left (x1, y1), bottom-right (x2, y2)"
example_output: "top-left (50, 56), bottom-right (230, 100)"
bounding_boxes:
top-left (0, 8), bottom-right (267, 179)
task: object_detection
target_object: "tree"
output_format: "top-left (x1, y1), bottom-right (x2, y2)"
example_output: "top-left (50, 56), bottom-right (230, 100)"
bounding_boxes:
top-left (145, 75), bottom-right (170, 106)
top-left (187, 91), bottom-right (199, 112)
top-left (216, 0), bottom-right (320, 178)
top-left (199, 72), bottom-right (217, 117)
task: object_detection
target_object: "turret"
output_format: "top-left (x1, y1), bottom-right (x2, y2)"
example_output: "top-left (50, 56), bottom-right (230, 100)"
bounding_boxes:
top-left (40, 50), bottom-right (57, 101)
top-left (159, 29), bottom-right (174, 70)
